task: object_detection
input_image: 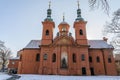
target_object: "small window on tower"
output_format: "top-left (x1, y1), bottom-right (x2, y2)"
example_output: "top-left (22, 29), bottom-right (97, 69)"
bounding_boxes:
top-left (79, 29), bottom-right (83, 35)
top-left (46, 30), bottom-right (49, 35)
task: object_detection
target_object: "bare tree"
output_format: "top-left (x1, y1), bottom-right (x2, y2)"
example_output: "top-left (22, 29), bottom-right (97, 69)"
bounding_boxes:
top-left (89, 0), bottom-right (109, 14)
top-left (0, 41), bottom-right (13, 72)
top-left (103, 9), bottom-right (120, 54)
top-left (104, 9), bottom-right (120, 33)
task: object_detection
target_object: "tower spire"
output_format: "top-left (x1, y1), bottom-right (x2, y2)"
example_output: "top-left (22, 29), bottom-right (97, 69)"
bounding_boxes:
top-left (44, 1), bottom-right (53, 21)
top-left (63, 13), bottom-right (65, 22)
top-left (77, 0), bottom-right (80, 9)
top-left (75, 0), bottom-right (84, 21)
top-left (49, 1), bottom-right (51, 9)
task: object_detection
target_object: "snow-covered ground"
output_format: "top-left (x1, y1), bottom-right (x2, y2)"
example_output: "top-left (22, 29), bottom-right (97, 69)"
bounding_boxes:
top-left (0, 73), bottom-right (120, 80)
top-left (0, 72), bottom-right (11, 80)
top-left (19, 74), bottom-right (120, 80)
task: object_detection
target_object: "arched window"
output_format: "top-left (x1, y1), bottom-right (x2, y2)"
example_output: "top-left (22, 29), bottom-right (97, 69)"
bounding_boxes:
top-left (36, 53), bottom-right (40, 61)
top-left (52, 53), bottom-right (56, 62)
top-left (81, 54), bottom-right (85, 61)
top-left (89, 56), bottom-right (92, 62)
top-left (20, 54), bottom-right (22, 61)
top-left (96, 56), bottom-right (100, 62)
top-left (79, 29), bottom-right (83, 35)
top-left (43, 54), bottom-right (47, 60)
top-left (73, 53), bottom-right (76, 63)
top-left (61, 58), bottom-right (67, 68)
top-left (46, 30), bottom-right (49, 35)
top-left (61, 51), bottom-right (68, 69)
top-left (108, 58), bottom-right (112, 63)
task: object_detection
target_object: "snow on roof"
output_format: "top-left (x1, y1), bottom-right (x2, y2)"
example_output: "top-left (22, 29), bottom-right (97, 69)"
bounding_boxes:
top-left (24, 40), bottom-right (41, 49)
top-left (24, 40), bottom-right (113, 49)
top-left (9, 57), bottom-right (20, 60)
top-left (88, 40), bottom-right (113, 49)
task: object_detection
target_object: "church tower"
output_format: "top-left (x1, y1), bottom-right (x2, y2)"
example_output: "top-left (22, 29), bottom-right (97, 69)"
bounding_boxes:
top-left (41, 2), bottom-right (55, 45)
top-left (58, 14), bottom-right (70, 36)
top-left (73, 1), bottom-right (87, 45)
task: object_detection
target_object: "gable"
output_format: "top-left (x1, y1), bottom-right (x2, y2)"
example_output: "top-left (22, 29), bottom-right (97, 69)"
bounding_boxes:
top-left (53, 36), bottom-right (75, 45)
top-left (56, 38), bottom-right (72, 45)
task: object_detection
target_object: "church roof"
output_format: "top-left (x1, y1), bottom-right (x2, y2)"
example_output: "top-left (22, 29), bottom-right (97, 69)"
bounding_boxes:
top-left (60, 21), bottom-right (68, 25)
top-left (23, 40), bottom-right (113, 49)
top-left (88, 40), bottom-right (113, 49)
top-left (24, 40), bottom-right (41, 49)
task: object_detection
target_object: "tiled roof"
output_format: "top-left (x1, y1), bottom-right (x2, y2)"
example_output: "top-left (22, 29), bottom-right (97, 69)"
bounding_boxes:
top-left (88, 40), bottom-right (113, 49)
top-left (24, 40), bottom-right (113, 49)
top-left (24, 40), bottom-right (41, 49)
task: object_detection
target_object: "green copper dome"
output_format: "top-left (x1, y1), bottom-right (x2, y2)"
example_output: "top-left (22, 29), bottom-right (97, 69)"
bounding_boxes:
top-left (75, 1), bottom-right (84, 22)
top-left (44, 2), bottom-right (53, 21)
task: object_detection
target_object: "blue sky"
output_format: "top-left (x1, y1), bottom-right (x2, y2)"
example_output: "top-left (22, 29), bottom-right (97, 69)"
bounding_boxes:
top-left (0, 0), bottom-right (120, 56)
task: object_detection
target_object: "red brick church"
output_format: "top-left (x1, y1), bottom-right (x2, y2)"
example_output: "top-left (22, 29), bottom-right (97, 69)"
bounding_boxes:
top-left (8, 2), bottom-right (117, 75)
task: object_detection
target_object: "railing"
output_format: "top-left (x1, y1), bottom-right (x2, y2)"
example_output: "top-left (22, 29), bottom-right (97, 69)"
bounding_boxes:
top-left (56, 32), bottom-right (72, 37)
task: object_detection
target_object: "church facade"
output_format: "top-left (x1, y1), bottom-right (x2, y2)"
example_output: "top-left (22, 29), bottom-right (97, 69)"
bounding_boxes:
top-left (11, 3), bottom-right (117, 75)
